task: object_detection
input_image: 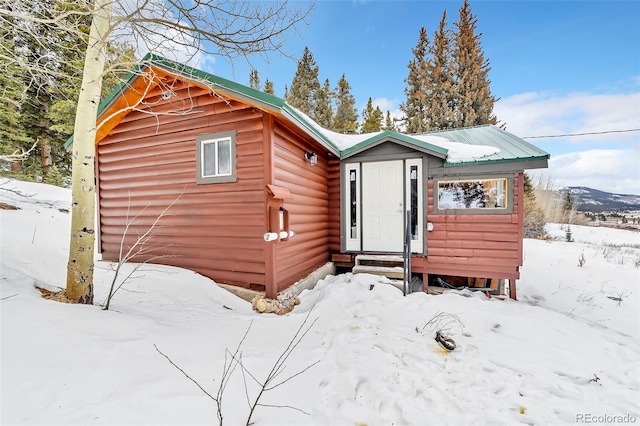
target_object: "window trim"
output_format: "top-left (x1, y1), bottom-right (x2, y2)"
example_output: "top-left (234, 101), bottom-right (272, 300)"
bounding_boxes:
top-left (405, 158), bottom-right (423, 253)
top-left (196, 130), bottom-right (237, 184)
top-left (433, 175), bottom-right (514, 215)
top-left (345, 163), bottom-right (361, 251)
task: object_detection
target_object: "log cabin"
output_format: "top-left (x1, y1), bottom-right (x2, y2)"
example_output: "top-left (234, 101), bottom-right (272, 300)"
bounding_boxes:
top-left (69, 54), bottom-right (549, 300)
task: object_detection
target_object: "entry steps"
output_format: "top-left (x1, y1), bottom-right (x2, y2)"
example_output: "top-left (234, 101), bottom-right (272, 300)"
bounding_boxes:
top-left (352, 254), bottom-right (405, 279)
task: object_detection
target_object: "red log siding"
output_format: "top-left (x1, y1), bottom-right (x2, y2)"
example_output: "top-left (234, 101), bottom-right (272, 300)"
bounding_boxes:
top-left (327, 157), bottom-right (341, 252)
top-left (98, 78), bottom-right (268, 289)
top-left (413, 172), bottom-right (524, 280)
top-left (272, 122), bottom-right (331, 293)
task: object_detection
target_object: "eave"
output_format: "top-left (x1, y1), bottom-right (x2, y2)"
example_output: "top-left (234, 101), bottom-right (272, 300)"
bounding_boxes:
top-left (65, 54), bottom-right (340, 156)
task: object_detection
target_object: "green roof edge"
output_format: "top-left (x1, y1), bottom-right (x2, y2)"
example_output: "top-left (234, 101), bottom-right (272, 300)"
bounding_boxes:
top-left (444, 154), bottom-right (550, 167)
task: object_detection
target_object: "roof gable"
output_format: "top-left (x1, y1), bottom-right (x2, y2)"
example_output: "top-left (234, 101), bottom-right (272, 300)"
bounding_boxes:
top-left (65, 54), bottom-right (340, 155)
top-left (341, 131), bottom-right (448, 159)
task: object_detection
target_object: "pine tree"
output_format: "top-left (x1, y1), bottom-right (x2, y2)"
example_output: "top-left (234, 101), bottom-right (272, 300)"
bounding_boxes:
top-left (523, 172), bottom-right (535, 200)
top-left (314, 78), bottom-right (333, 129)
top-left (522, 172), bottom-right (545, 238)
top-left (0, 14), bottom-right (33, 169)
top-left (383, 111), bottom-right (397, 131)
top-left (400, 27), bottom-right (430, 133)
top-left (360, 98), bottom-right (383, 133)
top-left (7, 0), bottom-right (134, 183)
top-left (452, 0), bottom-right (497, 127)
top-left (563, 192), bottom-right (574, 213)
top-left (426, 10), bottom-right (456, 130)
top-left (47, 43), bottom-right (135, 179)
top-left (264, 78), bottom-right (275, 95)
top-left (249, 69), bottom-right (260, 90)
top-left (286, 46), bottom-right (320, 118)
top-left (332, 74), bottom-right (358, 134)
top-left (14, 0), bottom-right (58, 180)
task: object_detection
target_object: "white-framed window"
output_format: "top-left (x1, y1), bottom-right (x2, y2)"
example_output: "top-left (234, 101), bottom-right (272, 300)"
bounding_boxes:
top-left (435, 176), bottom-right (512, 213)
top-left (196, 131), bottom-right (237, 184)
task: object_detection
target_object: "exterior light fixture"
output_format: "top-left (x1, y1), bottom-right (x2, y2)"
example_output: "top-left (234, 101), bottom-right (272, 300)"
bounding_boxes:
top-left (161, 90), bottom-right (175, 99)
top-left (304, 151), bottom-right (318, 166)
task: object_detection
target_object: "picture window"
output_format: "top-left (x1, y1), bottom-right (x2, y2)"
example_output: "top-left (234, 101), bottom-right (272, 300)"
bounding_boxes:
top-left (437, 177), bottom-right (510, 212)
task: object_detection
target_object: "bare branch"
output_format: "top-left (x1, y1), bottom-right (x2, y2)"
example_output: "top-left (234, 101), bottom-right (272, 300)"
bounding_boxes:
top-left (153, 344), bottom-right (218, 402)
top-left (154, 314), bottom-right (317, 424)
top-left (0, 141), bottom-right (38, 163)
top-left (255, 402), bottom-right (311, 416)
top-left (0, 179), bottom-right (35, 198)
top-left (265, 359), bottom-right (321, 391)
top-left (1, 293), bottom-right (18, 300)
top-left (245, 309), bottom-right (319, 424)
top-left (103, 191), bottom-right (183, 310)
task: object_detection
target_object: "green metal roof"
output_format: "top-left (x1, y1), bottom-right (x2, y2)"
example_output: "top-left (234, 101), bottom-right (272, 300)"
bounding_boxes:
top-left (422, 125), bottom-right (550, 167)
top-left (67, 55), bottom-right (549, 170)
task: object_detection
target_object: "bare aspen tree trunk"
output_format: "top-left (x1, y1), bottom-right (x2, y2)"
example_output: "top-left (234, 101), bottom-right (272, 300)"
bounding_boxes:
top-left (65, 0), bottom-right (111, 303)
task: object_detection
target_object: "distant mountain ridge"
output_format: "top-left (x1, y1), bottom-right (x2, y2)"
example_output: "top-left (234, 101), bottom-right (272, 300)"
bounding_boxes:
top-left (563, 186), bottom-right (640, 212)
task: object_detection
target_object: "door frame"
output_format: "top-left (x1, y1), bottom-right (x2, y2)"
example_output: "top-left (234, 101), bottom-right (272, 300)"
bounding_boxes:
top-left (362, 160), bottom-right (405, 252)
top-left (343, 158), bottom-right (425, 254)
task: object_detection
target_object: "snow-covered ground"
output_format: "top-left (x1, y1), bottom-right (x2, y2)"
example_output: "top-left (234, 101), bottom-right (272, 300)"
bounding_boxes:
top-left (1, 179), bottom-right (639, 425)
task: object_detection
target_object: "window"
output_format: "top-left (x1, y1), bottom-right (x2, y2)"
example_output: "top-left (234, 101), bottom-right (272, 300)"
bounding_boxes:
top-left (345, 163), bottom-right (361, 251)
top-left (436, 177), bottom-right (511, 212)
top-left (405, 158), bottom-right (423, 253)
top-left (409, 165), bottom-right (419, 240)
top-left (349, 169), bottom-right (358, 239)
top-left (196, 131), bottom-right (236, 184)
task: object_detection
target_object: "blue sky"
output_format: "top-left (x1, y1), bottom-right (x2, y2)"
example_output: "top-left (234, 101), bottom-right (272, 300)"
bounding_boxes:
top-left (198, 0), bottom-right (640, 195)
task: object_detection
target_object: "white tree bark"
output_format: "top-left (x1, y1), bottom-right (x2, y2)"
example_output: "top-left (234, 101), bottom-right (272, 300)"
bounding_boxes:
top-left (65, 0), bottom-right (111, 303)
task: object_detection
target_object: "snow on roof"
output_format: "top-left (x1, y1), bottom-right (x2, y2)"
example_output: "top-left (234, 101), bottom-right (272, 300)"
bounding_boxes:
top-left (411, 135), bottom-right (500, 163)
top-left (291, 107), bottom-right (501, 163)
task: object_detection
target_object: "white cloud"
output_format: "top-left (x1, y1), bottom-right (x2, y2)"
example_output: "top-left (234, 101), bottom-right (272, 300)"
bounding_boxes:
top-left (371, 97), bottom-right (403, 121)
top-left (495, 90), bottom-right (640, 142)
top-left (111, 0), bottom-right (202, 66)
top-left (196, 55), bottom-right (217, 74)
top-left (496, 86), bottom-right (640, 194)
top-left (371, 97), bottom-right (397, 112)
top-left (530, 146), bottom-right (640, 195)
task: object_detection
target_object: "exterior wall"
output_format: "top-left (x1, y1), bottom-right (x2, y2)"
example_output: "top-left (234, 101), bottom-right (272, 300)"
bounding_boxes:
top-left (271, 122), bottom-right (332, 293)
top-left (412, 171), bottom-right (525, 280)
top-left (97, 77), bottom-right (268, 290)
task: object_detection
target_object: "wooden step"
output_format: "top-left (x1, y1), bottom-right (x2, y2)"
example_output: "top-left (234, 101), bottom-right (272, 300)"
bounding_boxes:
top-left (352, 265), bottom-right (405, 279)
top-left (354, 254), bottom-right (404, 265)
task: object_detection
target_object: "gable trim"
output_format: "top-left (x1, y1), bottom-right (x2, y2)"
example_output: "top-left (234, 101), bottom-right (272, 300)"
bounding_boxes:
top-left (340, 131), bottom-right (448, 160)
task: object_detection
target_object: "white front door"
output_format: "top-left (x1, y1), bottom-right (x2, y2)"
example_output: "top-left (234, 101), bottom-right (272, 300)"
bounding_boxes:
top-left (362, 160), bottom-right (404, 252)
